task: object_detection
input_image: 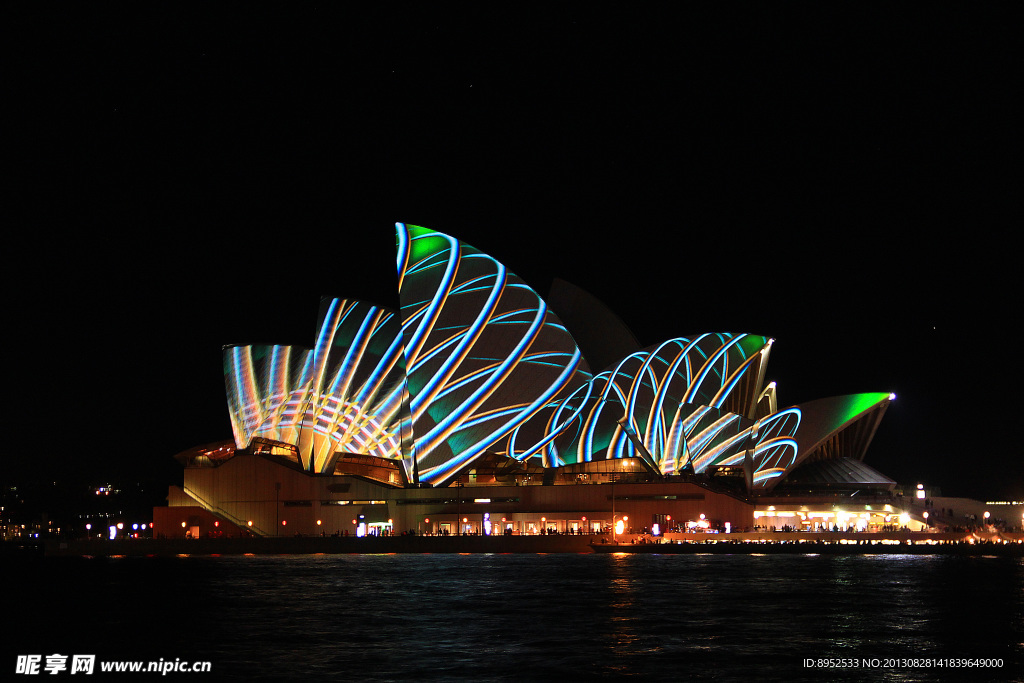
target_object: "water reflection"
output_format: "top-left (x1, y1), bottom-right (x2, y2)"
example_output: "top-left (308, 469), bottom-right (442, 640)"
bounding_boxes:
top-left (7, 553), bottom-right (1021, 681)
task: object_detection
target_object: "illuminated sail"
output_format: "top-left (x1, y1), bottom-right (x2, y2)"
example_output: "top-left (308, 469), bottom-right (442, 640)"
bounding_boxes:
top-left (397, 224), bottom-right (592, 485)
top-left (222, 222), bottom-right (893, 491)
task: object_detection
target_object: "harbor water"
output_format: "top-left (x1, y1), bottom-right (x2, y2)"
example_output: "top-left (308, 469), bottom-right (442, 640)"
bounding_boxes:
top-left (7, 553), bottom-right (1023, 681)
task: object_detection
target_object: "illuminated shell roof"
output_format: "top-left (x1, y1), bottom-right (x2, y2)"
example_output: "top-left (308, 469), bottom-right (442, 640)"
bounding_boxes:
top-left (222, 223), bottom-right (893, 490)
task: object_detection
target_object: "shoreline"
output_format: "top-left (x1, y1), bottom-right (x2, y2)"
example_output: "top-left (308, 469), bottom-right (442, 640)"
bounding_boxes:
top-left (590, 540), bottom-right (1024, 556)
top-left (10, 530), bottom-right (1023, 558)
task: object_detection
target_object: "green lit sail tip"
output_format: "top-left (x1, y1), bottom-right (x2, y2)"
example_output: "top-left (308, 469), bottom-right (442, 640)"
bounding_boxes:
top-left (831, 392), bottom-right (892, 429)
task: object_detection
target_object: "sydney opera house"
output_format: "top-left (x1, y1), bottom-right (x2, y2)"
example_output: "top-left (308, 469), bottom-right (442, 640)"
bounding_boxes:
top-left (156, 223), bottom-right (901, 539)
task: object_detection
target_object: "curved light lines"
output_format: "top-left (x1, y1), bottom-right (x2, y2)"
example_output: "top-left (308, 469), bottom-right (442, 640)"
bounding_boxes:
top-left (553, 333), bottom-right (772, 475)
top-left (397, 224), bottom-right (591, 485)
top-left (223, 222), bottom-right (891, 492)
top-left (225, 344), bottom-right (311, 460)
top-left (224, 299), bottom-right (407, 474)
top-left (746, 408), bottom-right (803, 488)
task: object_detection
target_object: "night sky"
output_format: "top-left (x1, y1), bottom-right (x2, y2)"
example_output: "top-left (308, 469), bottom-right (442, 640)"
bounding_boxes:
top-left (8, 6), bottom-right (1019, 500)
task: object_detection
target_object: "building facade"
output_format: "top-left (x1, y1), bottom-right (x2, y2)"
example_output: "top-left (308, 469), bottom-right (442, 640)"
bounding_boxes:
top-left (158, 224), bottom-right (900, 538)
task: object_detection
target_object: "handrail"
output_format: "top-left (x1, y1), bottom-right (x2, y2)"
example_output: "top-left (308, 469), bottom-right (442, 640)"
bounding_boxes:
top-left (181, 485), bottom-right (270, 537)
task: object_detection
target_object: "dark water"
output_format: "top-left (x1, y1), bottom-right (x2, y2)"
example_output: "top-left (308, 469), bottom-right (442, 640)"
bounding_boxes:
top-left (7, 553), bottom-right (1023, 681)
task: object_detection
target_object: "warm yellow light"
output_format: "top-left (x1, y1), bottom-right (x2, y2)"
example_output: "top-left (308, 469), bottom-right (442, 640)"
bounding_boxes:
top-left (181, 522), bottom-right (187, 528)
top-left (316, 520), bottom-right (322, 525)
top-left (615, 520), bottom-right (624, 535)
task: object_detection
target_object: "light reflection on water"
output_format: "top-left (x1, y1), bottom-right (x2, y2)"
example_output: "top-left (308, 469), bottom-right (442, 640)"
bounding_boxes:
top-left (8, 554), bottom-right (1022, 681)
